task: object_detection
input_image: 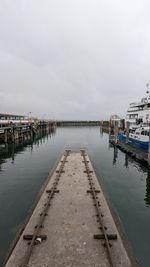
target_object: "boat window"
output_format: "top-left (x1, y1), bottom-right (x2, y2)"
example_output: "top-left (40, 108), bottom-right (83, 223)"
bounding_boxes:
top-left (129, 129), bottom-right (135, 133)
top-left (145, 131), bottom-right (149, 136)
top-left (141, 130), bottom-right (149, 136)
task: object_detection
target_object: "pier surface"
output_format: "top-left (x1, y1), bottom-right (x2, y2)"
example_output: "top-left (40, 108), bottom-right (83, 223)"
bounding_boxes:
top-left (5, 150), bottom-right (138, 267)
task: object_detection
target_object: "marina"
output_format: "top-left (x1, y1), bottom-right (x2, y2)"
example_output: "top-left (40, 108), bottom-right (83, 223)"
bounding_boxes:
top-left (0, 127), bottom-right (150, 267)
top-left (1, 1), bottom-right (150, 267)
top-left (5, 150), bottom-right (138, 267)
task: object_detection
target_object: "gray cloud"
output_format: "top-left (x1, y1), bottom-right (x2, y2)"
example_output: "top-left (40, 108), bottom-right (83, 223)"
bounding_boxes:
top-left (0, 0), bottom-right (150, 120)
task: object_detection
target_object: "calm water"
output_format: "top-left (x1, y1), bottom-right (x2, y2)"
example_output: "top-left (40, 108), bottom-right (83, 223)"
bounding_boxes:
top-left (0, 127), bottom-right (150, 267)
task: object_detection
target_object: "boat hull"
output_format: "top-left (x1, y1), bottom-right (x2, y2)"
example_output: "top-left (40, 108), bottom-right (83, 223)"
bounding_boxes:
top-left (118, 134), bottom-right (149, 151)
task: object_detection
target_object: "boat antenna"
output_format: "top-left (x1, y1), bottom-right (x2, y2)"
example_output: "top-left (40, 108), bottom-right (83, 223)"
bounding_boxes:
top-left (146, 83), bottom-right (149, 95)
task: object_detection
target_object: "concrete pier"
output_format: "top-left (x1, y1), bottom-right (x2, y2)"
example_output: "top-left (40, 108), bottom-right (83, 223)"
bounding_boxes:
top-left (5, 151), bottom-right (139, 267)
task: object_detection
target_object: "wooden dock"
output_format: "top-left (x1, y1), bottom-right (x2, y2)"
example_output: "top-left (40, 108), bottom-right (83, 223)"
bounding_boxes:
top-left (5, 150), bottom-right (139, 267)
top-left (0, 121), bottom-right (56, 144)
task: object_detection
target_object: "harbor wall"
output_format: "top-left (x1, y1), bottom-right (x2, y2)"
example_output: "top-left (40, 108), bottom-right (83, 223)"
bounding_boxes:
top-left (57, 120), bottom-right (100, 126)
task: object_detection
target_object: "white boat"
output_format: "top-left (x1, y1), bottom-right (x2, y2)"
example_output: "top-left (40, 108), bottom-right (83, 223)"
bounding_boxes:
top-left (119, 85), bottom-right (150, 151)
top-left (0, 113), bottom-right (34, 127)
top-left (118, 126), bottom-right (149, 150)
top-left (125, 84), bottom-right (150, 129)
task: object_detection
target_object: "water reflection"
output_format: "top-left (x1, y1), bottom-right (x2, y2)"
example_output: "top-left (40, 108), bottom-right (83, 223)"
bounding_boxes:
top-left (113, 146), bottom-right (118, 166)
top-left (110, 141), bottom-right (150, 207)
top-left (0, 128), bottom-right (56, 170)
top-left (144, 170), bottom-right (150, 206)
top-left (124, 154), bottom-right (129, 168)
top-left (108, 142), bottom-right (118, 166)
top-left (100, 126), bottom-right (103, 137)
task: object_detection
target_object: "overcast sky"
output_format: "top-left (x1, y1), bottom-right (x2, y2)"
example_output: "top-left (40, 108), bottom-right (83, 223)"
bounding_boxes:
top-left (0, 0), bottom-right (150, 120)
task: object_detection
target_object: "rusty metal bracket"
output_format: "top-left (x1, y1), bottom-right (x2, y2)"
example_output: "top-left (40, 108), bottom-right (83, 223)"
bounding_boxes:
top-left (94, 234), bottom-right (117, 240)
top-left (46, 189), bottom-right (60, 193)
top-left (87, 190), bottom-right (100, 193)
top-left (56, 170), bottom-right (65, 173)
top-left (23, 234), bottom-right (47, 241)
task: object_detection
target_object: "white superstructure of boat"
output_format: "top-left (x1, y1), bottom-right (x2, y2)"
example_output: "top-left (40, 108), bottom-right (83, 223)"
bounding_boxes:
top-left (118, 125), bottom-right (150, 150)
top-left (125, 85), bottom-right (150, 129)
top-left (0, 113), bottom-right (34, 127)
top-left (118, 85), bottom-right (150, 151)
